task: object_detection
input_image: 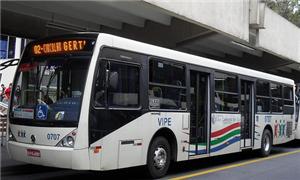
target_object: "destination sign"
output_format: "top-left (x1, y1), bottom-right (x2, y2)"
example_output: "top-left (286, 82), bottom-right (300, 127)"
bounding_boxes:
top-left (32, 39), bottom-right (88, 55)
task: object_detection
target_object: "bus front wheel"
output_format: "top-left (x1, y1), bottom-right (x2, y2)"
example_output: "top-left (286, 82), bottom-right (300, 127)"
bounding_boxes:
top-left (260, 129), bottom-right (272, 157)
top-left (147, 136), bottom-right (171, 178)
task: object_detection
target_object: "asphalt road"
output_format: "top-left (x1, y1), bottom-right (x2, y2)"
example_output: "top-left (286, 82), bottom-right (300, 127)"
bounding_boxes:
top-left (1, 141), bottom-right (300, 180)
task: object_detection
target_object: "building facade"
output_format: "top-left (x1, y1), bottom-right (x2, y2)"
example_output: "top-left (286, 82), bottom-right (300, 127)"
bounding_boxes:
top-left (0, 35), bottom-right (29, 88)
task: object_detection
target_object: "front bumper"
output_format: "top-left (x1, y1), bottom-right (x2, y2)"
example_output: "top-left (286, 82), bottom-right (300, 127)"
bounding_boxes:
top-left (7, 141), bottom-right (75, 169)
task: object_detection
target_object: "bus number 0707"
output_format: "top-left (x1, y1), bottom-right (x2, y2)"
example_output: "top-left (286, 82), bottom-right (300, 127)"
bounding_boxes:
top-left (47, 133), bottom-right (60, 141)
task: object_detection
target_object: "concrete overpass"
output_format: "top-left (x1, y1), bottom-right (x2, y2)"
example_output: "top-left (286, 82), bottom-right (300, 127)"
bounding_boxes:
top-left (1, 0), bottom-right (300, 81)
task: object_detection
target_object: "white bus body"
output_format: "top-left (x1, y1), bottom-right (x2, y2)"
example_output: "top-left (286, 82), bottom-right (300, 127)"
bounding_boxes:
top-left (7, 33), bottom-right (296, 178)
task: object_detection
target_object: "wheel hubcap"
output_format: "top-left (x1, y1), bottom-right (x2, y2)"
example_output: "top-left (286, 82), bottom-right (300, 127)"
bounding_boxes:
top-left (153, 147), bottom-right (167, 169)
top-left (264, 135), bottom-right (270, 152)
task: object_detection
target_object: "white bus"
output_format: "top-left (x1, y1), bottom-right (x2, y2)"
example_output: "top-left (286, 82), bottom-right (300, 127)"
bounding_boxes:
top-left (7, 33), bottom-right (296, 178)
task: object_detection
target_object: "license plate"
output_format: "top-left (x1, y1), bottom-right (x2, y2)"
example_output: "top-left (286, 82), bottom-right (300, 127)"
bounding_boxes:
top-left (27, 149), bottom-right (41, 157)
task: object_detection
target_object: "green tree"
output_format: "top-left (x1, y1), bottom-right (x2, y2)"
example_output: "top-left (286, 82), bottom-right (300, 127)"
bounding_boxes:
top-left (266, 0), bottom-right (300, 27)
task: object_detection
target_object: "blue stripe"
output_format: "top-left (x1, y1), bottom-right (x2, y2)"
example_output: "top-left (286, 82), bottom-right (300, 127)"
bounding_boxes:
top-left (210, 136), bottom-right (240, 153)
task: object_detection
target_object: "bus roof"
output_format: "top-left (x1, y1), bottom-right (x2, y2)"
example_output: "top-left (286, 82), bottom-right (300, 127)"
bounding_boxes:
top-left (103, 33), bottom-right (295, 86)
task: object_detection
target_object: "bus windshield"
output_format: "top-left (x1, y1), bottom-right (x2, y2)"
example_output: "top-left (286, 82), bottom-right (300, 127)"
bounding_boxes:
top-left (9, 37), bottom-right (96, 127)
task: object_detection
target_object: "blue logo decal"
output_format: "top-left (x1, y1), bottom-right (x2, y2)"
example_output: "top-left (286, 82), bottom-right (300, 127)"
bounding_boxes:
top-left (36, 104), bottom-right (48, 120)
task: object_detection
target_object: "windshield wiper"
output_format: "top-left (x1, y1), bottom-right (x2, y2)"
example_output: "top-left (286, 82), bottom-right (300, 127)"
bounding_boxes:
top-left (38, 66), bottom-right (47, 89)
top-left (46, 70), bottom-right (57, 97)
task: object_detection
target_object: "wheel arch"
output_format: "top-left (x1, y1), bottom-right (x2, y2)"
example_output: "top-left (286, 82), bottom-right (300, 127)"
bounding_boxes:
top-left (264, 124), bottom-right (273, 141)
top-left (148, 127), bottom-right (178, 162)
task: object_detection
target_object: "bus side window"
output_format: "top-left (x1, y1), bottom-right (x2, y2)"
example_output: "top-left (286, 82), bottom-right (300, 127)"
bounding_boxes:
top-left (214, 72), bottom-right (238, 112)
top-left (256, 80), bottom-right (271, 113)
top-left (107, 62), bottom-right (140, 108)
top-left (148, 59), bottom-right (186, 110)
top-left (283, 85), bottom-right (294, 114)
top-left (93, 60), bottom-right (140, 108)
top-left (271, 83), bottom-right (283, 113)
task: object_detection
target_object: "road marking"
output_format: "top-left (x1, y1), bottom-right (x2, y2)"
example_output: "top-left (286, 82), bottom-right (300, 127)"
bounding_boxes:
top-left (170, 149), bottom-right (300, 180)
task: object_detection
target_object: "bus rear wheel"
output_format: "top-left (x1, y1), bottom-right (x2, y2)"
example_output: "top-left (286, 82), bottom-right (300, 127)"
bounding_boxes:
top-left (147, 136), bottom-right (171, 179)
top-left (260, 129), bottom-right (272, 157)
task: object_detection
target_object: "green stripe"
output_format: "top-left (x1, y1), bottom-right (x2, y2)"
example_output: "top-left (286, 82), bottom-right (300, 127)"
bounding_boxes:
top-left (210, 129), bottom-right (240, 146)
top-left (193, 129), bottom-right (241, 147)
top-left (197, 142), bottom-right (206, 146)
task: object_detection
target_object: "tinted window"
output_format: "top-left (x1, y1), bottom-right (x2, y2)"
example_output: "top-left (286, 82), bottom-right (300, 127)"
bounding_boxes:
top-left (271, 83), bottom-right (282, 98)
top-left (94, 60), bottom-right (140, 108)
top-left (149, 59), bottom-right (186, 110)
top-left (257, 97), bottom-right (270, 113)
top-left (108, 62), bottom-right (139, 108)
top-left (214, 72), bottom-right (238, 112)
top-left (271, 99), bottom-right (283, 113)
top-left (257, 81), bottom-right (270, 96)
top-left (149, 59), bottom-right (185, 86)
top-left (215, 72), bottom-right (237, 93)
top-left (283, 86), bottom-right (294, 115)
top-left (284, 100), bottom-right (294, 106)
top-left (149, 85), bottom-right (186, 109)
top-left (256, 80), bottom-right (271, 113)
top-left (283, 86), bottom-right (293, 100)
top-left (256, 81), bottom-right (293, 114)
top-left (215, 92), bottom-right (239, 112)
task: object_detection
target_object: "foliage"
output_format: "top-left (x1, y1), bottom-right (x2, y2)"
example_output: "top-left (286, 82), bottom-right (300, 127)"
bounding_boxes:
top-left (266, 0), bottom-right (300, 27)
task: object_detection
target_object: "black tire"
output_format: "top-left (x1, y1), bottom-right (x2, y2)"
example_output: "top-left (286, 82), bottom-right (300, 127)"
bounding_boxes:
top-left (147, 136), bottom-right (171, 179)
top-left (260, 129), bottom-right (272, 157)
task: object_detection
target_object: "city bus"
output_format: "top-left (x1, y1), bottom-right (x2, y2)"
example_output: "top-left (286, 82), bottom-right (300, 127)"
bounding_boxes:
top-left (7, 33), bottom-right (296, 178)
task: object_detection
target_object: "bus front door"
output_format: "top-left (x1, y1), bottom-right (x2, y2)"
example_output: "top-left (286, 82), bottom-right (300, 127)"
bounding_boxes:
top-left (189, 70), bottom-right (209, 156)
top-left (240, 80), bottom-right (254, 148)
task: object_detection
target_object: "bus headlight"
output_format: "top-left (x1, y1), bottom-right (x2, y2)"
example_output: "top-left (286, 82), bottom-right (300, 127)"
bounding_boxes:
top-left (63, 136), bottom-right (74, 147)
top-left (56, 129), bottom-right (77, 148)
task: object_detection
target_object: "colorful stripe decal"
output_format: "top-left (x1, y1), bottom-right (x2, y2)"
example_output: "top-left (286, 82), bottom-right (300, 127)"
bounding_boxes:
top-left (188, 149), bottom-right (207, 154)
top-left (189, 137), bottom-right (241, 154)
top-left (189, 123), bottom-right (241, 155)
top-left (196, 129), bottom-right (240, 146)
top-left (210, 129), bottom-right (240, 146)
top-left (211, 122), bottom-right (241, 138)
top-left (189, 136), bottom-right (240, 155)
top-left (211, 136), bottom-right (240, 153)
